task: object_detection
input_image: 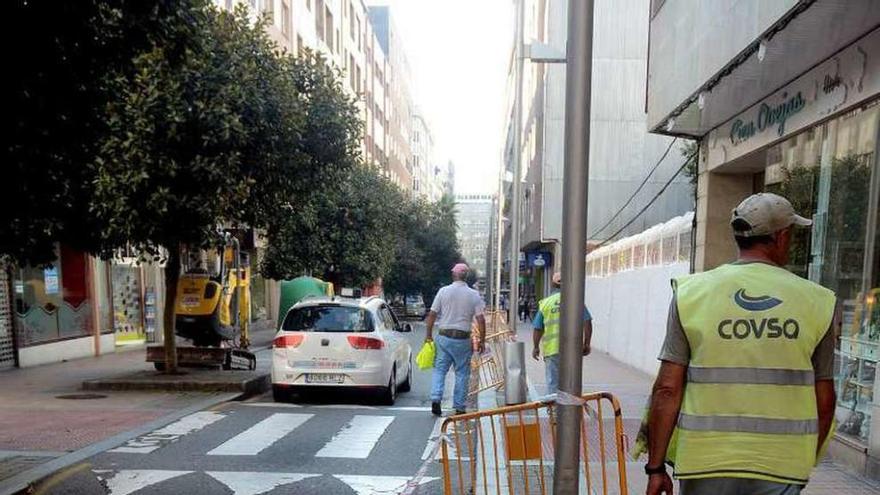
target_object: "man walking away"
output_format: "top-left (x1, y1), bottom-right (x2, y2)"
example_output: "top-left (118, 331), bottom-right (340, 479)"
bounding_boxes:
top-left (425, 263), bottom-right (487, 415)
top-left (532, 272), bottom-right (593, 395)
top-left (645, 193), bottom-right (838, 495)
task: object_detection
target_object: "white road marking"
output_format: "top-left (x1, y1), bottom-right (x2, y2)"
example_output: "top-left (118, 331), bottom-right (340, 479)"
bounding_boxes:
top-left (207, 413), bottom-right (313, 456)
top-left (206, 471), bottom-right (319, 495)
top-left (109, 411), bottom-right (225, 454)
top-left (315, 415), bottom-right (395, 458)
top-left (334, 474), bottom-right (438, 495)
top-left (93, 469), bottom-right (191, 495)
top-left (239, 402), bottom-right (429, 412)
top-left (422, 418), bottom-right (469, 461)
top-left (421, 418), bottom-right (444, 460)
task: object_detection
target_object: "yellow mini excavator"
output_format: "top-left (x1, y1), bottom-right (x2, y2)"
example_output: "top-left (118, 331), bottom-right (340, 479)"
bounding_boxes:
top-left (147, 234), bottom-right (256, 371)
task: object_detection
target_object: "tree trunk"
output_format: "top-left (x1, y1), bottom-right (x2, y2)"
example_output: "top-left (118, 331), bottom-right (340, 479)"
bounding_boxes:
top-left (162, 243), bottom-right (181, 374)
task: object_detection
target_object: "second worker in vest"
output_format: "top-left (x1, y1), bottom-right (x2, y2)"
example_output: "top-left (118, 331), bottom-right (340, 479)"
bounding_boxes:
top-left (645, 192), bottom-right (838, 495)
top-left (532, 271), bottom-right (593, 395)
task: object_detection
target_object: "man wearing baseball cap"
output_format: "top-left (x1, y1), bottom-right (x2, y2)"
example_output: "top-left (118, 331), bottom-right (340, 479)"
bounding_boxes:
top-left (425, 263), bottom-right (487, 416)
top-left (645, 193), bottom-right (838, 495)
top-left (532, 271), bottom-right (593, 395)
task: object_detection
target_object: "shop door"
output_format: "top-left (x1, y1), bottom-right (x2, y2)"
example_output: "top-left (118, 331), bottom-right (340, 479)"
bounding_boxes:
top-left (0, 267), bottom-right (16, 369)
top-left (112, 263), bottom-right (145, 345)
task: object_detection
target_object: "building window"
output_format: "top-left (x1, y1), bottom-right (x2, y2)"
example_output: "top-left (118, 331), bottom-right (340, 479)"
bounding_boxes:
top-left (764, 100), bottom-right (880, 445)
top-left (281, 0), bottom-right (290, 37)
top-left (264, 0), bottom-right (274, 17)
top-left (306, 0), bottom-right (311, 10)
top-left (325, 8), bottom-right (334, 52)
top-left (297, 35), bottom-right (304, 56)
top-left (315, 0), bottom-right (324, 42)
top-left (349, 4), bottom-right (355, 40)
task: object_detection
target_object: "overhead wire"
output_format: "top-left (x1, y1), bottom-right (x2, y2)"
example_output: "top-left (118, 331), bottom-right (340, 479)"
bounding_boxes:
top-left (594, 148), bottom-right (698, 249)
top-left (588, 137), bottom-right (679, 238)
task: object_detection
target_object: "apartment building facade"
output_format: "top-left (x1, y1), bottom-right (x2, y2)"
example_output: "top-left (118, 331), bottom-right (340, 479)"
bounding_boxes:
top-left (647, 0), bottom-right (880, 477)
top-left (454, 194), bottom-right (494, 287)
top-left (498, 0), bottom-right (692, 301)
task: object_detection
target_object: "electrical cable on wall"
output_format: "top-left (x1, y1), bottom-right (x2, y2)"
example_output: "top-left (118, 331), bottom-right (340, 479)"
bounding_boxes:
top-left (589, 137), bottom-right (678, 238)
top-left (595, 149), bottom-right (698, 248)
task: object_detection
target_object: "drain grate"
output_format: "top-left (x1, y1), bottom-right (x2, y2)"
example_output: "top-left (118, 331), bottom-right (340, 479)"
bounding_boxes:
top-left (55, 393), bottom-right (107, 400)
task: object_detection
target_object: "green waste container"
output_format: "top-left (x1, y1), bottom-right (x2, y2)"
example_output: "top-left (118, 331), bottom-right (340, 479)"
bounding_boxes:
top-left (277, 277), bottom-right (333, 327)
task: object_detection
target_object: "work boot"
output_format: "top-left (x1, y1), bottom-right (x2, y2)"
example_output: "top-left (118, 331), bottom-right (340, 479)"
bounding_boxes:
top-left (432, 402), bottom-right (442, 416)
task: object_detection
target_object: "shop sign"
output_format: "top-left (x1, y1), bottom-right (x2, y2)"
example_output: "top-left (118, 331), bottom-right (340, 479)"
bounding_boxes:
top-left (14, 281), bottom-right (23, 294)
top-left (43, 267), bottom-right (59, 295)
top-left (729, 91), bottom-right (806, 145)
top-left (708, 27), bottom-right (880, 170)
top-left (527, 251), bottom-right (552, 268)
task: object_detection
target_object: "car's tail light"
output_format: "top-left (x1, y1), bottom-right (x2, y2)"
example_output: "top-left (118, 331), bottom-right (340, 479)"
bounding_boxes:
top-left (273, 335), bottom-right (304, 348)
top-left (347, 336), bottom-right (384, 350)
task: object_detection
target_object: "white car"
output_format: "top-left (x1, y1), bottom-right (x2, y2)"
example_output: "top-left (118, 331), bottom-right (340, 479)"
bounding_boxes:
top-left (271, 296), bottom-right (413, 404)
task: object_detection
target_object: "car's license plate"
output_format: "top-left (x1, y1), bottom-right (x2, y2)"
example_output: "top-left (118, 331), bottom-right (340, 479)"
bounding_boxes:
top-left (306, 373), bottom-right (344, 384)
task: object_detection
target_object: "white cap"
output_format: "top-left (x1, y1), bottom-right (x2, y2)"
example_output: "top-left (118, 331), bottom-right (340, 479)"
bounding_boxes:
top-left (730, 192), bottom-right (812, 237)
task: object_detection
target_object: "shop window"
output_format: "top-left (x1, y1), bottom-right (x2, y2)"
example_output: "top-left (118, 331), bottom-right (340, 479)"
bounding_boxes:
top-left (646, 239), bottom-right (662, 266)
top-left (14, 245), bottom-right (94, 346)
top-left (766, 101), bottom-right (880, 445)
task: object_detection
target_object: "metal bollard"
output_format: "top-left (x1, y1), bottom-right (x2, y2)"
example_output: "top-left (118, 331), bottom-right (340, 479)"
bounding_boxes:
top-left (503, 341), bottom-right (528, 405)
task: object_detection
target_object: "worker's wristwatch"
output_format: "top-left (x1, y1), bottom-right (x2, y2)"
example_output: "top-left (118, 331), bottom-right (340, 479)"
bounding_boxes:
top-left (644, 464), bottom-right (667, 476)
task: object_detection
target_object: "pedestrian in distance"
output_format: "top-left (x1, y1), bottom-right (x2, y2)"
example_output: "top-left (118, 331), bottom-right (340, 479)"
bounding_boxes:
top-left (645, 192), bottom-right (838, 495)
top-left (528, 295), bottom-right (538, 321)
top-left (532, 272), bottom-right (593, 395)
top-left (425, 263), bottom-right (487, 416)
top-left (518, 295), bottom-right (528, 322)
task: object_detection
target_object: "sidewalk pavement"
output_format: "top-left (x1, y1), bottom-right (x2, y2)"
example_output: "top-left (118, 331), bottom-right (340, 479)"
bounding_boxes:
top-left (512, 321), bottom-right (880, 495)
top-left (0, 320), bottom-right (276, 489)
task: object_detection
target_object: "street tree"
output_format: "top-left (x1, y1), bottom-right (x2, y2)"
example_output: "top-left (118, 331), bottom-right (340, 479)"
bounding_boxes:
top-left (90, 5), bottom-right (326, 372)
top-left (6, 1), bottom-right (202, 266)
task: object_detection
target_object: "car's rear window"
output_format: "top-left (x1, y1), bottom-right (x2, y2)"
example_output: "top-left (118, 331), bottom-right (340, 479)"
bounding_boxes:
top-left (282, 305), bottom-right (373, 333)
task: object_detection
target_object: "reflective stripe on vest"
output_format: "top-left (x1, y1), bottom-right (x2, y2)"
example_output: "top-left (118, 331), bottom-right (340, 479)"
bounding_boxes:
top-left (678, 413), bottom-right (819, 435)
top-left (673, 262), bottom-right (836, 484)
top-left (538, 293), bottom-right (561, 357)
top-left (688, 366), bottom-right (815, 386)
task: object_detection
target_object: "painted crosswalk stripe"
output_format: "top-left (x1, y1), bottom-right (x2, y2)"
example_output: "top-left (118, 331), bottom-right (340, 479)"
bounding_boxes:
top-left (94, 470), bottom-right (191, 495)
top-left (109, 411), bottom-right (225, 454)
top-left (315, 415), bottom-right (395, 458)
top-left (206, 471), bottom-right (319, 495)
top-left (207, 413), bottom-right (313, 456)
top-left (422, 417), bottom-right (469, 461)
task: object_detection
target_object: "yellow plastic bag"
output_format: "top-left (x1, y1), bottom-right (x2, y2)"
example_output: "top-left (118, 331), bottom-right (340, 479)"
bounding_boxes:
top-left (416, 341), bottom-right (436, 370)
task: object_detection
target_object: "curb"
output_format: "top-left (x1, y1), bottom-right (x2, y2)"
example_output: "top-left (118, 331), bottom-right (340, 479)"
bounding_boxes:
top-left (82, 373), bottom-right (270, 395)
top-left (0, 391), bottom-right (245, 495)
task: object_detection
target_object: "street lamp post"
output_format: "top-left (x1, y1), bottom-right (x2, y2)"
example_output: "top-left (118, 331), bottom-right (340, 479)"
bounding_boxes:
top-left (553, 0), bottom-right (594, 493)
top-left (508, 0), bottom-right (525, 327)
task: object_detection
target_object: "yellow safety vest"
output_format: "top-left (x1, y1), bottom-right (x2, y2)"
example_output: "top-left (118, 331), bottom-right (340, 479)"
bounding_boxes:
top-left (538, 292), bottom-right (561, 357)
top-left (673, 262), bottom-right (835, 485)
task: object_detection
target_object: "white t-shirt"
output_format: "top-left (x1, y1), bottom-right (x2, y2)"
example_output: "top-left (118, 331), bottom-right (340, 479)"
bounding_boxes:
top-left (431, 281), bottom-right (485, 332)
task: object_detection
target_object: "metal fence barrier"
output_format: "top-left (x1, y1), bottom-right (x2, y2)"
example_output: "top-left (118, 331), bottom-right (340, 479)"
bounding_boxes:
top-left (469, 311), bottom-right (516, 399)
top-left (440, 392), bottom-right (629, 495)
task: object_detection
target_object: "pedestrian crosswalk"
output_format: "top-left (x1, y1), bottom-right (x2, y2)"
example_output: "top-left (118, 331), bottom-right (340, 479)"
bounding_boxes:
top-left (208, 413), bottom-right (312, 456)
top-left (93, 469), bottom-right (439, 495)
top-left (315, 415), bottom-right (395, 459)
top-left (92, 405), bottom-right (463, 494)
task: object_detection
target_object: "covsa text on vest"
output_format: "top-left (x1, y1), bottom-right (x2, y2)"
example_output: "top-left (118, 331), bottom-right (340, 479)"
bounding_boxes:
top-left (717, 318), bottom-right (800, 340)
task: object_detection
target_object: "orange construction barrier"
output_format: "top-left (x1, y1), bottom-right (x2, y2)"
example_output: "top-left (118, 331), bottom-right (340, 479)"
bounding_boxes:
top-left (439, 392), bottom-right (629, 495)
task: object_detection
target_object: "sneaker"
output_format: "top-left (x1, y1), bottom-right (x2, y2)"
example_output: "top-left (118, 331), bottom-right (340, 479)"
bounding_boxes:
top-left (432, 402), bottom-right (442, 416)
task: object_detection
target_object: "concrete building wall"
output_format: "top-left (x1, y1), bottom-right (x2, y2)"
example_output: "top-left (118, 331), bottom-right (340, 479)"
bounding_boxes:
top-left (539, 0), bottom-right (692, 244)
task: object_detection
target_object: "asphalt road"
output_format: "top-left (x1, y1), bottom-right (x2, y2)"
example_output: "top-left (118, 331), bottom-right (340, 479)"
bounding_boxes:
top-left (34, 321), bottom-right (469, 495)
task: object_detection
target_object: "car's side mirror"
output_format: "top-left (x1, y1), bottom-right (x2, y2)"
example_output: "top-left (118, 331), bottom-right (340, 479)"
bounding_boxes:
top-left (402, 323), bottom-right (413, 333)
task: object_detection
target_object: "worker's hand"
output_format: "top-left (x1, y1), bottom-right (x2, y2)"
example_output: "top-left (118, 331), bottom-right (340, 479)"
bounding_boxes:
top-left (582, 344), bottom-right (591, 356)
top-left (645, 472), bottom-right (673, 495)
top-left (477, 341), bottom-right (485, 354)
top-left (532, 347), bottom-right (540, 361)
top-left (424, 336), bottom-right (433, 343)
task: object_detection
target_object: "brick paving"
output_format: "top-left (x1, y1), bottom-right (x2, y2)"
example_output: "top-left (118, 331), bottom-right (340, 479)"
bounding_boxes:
top-left (0, 322), bottom-right (277, 482)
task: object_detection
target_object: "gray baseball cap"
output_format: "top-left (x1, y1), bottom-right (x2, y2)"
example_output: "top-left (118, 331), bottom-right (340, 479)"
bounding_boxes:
top-left (730, 192), bottom-right (812, 237)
